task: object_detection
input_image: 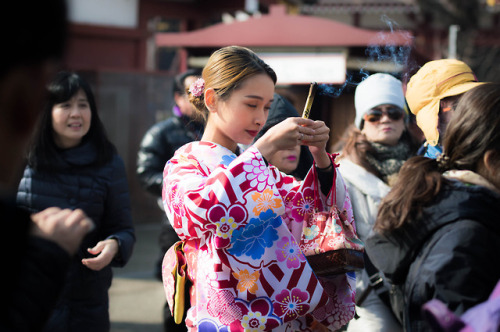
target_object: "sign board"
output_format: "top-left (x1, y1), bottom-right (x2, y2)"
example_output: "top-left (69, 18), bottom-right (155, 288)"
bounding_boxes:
top-left (258, 53), bottom-right (346, 85)
top-left (67, 0), bottom-right (138, 28)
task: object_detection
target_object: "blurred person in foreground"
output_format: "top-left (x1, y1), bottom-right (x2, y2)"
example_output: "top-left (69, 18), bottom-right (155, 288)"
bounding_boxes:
top-left (406, 59), bottom-right (483, 159)
top-left (0, 1), bottom-right (94, 331)
top-left (367, 83), bottom-right (500, 331)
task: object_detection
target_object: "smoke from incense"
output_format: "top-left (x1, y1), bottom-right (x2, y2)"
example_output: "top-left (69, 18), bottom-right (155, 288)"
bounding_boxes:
top-left (316, 15), bottom-right (416, 99)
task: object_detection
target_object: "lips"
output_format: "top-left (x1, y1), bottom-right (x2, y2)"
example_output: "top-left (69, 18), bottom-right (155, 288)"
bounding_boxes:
top-left (247, 130), bottom-right (258, 137)
top-left (286, 156), bottom-right (297, 161)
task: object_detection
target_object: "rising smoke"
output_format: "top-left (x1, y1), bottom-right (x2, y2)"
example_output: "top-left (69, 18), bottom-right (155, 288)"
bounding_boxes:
top-left (318, 15), bottom-right (416, 98)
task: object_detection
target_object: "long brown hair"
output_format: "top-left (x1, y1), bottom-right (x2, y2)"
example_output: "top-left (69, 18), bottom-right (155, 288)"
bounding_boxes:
top-left (375, 83), bottom-right (500, 234)
top-left (340, 125), bottom-right (380, 177)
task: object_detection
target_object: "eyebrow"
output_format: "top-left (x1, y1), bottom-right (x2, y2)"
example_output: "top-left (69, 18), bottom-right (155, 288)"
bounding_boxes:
top-left (244, 95), bottom-right (274, 103)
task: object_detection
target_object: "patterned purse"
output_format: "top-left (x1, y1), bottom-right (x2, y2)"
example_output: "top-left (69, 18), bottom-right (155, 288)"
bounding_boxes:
top-left (300, 166), bottom-right (365, 276)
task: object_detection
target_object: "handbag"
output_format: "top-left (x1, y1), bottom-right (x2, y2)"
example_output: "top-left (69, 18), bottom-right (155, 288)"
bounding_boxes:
top-left (166, 241), bottom-right (187, 324)
top-left (300, 165), bottom-right (365, 277)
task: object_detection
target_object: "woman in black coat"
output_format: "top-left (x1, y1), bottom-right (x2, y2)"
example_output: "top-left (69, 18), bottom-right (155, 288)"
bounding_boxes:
top-left (366, 83), bottom-right (500, 331)
top-left (17, 72), bottom-right (135, 332)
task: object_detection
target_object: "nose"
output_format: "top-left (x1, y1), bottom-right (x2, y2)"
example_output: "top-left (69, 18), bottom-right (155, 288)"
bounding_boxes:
top-left (69, 105), bottom-right (82, 117)
top-left (379, 112), bottom-right (392, 123)
top-left (255, 107), bottom-right (268, 127)
top-left (378, 106), bottom-right (394, 123)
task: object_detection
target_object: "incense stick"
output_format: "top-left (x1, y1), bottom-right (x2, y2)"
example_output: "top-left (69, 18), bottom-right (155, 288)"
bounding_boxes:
top-left (302, 82), bottom-right (318, 119)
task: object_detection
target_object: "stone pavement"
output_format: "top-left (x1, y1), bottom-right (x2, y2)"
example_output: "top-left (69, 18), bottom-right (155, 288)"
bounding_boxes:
top-left (109, 222), bottom-right (166, 332)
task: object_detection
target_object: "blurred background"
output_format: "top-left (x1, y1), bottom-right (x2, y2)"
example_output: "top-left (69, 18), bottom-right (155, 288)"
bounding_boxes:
top-left (58, 2), bottom-right (499, 330)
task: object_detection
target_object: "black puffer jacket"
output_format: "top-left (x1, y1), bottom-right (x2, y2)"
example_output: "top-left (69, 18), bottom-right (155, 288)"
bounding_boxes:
top-left (137, 115), bottom-right (204, 197)
top-left (16, 142), bottom-right (135, 332)
top-left (366, 179), bottom-right (500, 331)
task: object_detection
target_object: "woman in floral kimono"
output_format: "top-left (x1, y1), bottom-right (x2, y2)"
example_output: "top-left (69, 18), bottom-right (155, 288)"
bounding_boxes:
top-left (162, 46), bottom-right (356, 331)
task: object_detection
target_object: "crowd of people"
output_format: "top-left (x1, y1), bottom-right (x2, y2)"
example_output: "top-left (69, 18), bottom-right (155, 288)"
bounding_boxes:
top-left (3, 1), bottom-right (499, 331)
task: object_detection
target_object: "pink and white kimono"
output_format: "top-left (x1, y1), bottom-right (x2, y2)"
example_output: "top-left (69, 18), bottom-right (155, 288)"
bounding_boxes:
top-left (162, 141), bottom-right (356, 331)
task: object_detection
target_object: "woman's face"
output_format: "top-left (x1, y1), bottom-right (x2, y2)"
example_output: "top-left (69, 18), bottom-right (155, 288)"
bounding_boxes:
top-left (209, 73), bottom-right (275, 150)
top-left (51, 89), bottom-right (92, 149)
top-left (175, 75), bottom-right (198, 117)
top-left (361, 104), bottom-right (405, 146)
top-left (268, 145), bottom-right (301, 175)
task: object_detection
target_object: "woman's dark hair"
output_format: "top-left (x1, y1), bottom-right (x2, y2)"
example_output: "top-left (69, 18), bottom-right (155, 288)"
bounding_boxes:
top-left (375, 83), bottom-right (500, 234)
top-left (27, 71), bottom-right (115, 170)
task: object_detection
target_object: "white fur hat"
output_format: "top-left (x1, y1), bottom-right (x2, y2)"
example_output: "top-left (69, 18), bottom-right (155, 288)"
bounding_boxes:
top-left (354, 73), bottom-right (406, 129)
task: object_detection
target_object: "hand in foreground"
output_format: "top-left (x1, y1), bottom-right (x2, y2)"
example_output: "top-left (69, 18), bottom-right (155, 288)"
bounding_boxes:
top-left (31, 207), bottom-right (94, 255)
top-left (82, 238), bottom-right (119, 271)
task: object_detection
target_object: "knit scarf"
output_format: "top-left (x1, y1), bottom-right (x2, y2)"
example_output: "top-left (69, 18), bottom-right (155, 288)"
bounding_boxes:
top-left (365, 140), bottom-right (413, 184)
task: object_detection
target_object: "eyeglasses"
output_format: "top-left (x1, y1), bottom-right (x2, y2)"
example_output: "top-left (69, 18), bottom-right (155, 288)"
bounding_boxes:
top-left (364, 107), bottom-right (404, 123)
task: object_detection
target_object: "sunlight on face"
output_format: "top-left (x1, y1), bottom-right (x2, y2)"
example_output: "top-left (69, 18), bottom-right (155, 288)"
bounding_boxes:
top-left (210, 74), bottom-right (275, 151)
top-left (362, 104), bottom-right (405, 146)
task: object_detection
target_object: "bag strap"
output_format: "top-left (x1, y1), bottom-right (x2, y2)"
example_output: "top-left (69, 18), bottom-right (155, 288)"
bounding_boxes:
top-left (357, 252), bottom-right (391, 308)
top-left (311, 158), bottom-right (337, 211)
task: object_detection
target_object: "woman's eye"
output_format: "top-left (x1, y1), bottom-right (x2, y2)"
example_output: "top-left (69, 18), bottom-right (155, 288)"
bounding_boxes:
top-left (247, 104), bottom-right (257, 108)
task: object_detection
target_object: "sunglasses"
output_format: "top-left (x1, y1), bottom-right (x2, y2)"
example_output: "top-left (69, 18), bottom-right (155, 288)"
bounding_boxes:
top-left (364, 107), bottom-right (404, 123)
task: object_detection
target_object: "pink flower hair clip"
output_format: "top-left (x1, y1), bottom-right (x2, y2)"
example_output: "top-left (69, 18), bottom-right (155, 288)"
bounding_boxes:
top-left (189, 78), bottom-right (205, 97)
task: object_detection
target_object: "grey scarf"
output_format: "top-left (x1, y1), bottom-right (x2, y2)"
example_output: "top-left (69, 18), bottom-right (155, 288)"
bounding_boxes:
top-left (365, 141), bottom-right (413, 183)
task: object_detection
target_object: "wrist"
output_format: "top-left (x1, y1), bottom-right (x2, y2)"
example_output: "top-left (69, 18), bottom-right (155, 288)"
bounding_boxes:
top-left (316, 161), bottom-right (333, 172)
top-left (254, 140), bottom-right (276, 161)
top-left (312, 151), bottom-right (331, 169)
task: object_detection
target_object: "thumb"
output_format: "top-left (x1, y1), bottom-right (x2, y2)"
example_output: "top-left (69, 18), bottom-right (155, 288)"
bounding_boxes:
top-left (87, 241), bottom-right (105, 255)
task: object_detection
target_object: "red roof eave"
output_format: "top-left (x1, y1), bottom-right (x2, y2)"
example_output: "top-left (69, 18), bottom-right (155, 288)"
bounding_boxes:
top-left (155, 6), bottom-right (412, 48)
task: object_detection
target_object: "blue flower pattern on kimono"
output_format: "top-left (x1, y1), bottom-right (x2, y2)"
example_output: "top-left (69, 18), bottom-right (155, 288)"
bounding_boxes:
top-left (220, 154), bottom-right (236, 167)
top-left (228, 209), bottom-right (282, 259)
top-left (198, 319), bottom-right (230, 332)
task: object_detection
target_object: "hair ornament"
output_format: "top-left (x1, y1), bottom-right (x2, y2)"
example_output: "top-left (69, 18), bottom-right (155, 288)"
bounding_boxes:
top-left (189, 78), bottom-right (205, 97)
top-left (436, 153), bottom-right (450, 171)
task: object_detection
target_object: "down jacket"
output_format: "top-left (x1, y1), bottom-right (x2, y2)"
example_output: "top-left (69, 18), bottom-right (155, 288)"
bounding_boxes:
top-left (16, 141), bottom-right (135, 332)
top-left (136, 115), bottom-right (203, 197)
top-left (366, 179), bottom-right (500, 331)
